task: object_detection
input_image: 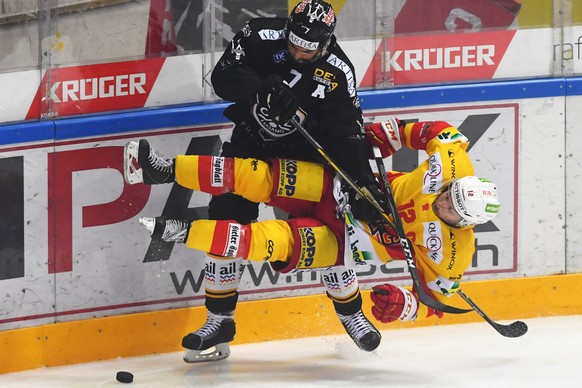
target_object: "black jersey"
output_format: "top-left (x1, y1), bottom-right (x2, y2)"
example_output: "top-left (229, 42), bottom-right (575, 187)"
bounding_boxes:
top-left (211, 17), bottom-right (375, 187)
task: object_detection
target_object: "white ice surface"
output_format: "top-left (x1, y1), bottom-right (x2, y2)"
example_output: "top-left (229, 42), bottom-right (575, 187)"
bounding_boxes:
top-left (0, 315), bottom-right (580, 387)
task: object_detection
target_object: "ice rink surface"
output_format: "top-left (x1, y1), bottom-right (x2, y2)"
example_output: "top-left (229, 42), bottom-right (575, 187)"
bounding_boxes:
top-left (1, 315), bottom-right (580, 387)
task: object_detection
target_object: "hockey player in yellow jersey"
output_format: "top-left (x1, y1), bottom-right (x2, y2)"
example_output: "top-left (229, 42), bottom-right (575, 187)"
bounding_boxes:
top-left (124, 118), bottom-right (500, 357)
top-left (362, 118), bottom-right (499, 323)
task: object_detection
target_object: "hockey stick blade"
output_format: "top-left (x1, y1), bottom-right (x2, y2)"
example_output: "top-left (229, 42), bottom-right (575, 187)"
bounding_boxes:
top-left (457, 290), bottom-right (528, 338)
top-left (290, 119), bottom-right (469, 314)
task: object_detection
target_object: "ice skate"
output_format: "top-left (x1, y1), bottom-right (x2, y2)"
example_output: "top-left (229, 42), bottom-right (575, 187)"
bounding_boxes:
top-left (124, 139), bottom-right (174, 184)
top-left (337, 310), bottom-right (382, 351)
top-left (182, 311), bottom-right (236, 363)
top-left (139, 217), bottom-right (190, 243)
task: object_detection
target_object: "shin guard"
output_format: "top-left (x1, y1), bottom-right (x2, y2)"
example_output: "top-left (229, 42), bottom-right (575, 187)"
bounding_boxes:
top-left (321, 266), bottom-right (362, 315)
top-left (204, 255), bottom-right (243, 313)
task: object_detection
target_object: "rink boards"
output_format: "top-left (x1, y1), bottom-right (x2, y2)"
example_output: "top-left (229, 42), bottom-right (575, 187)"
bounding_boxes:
top-left (1, 77), bottom-right (582, 373)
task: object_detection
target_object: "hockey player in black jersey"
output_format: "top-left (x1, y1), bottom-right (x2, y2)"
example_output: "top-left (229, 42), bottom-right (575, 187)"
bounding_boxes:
top-left (182, 0), bottom-right (386, 362)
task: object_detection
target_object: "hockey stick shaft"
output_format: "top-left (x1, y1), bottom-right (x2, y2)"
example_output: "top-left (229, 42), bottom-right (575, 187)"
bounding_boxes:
top-left (457, 290), bottom-right (528, 337)
top-left (288, 120), bottom-right (396, 229)
top-left (371, 147), bottom-right (470, 314)
top-left (289, 118), bottom-right (469, 314)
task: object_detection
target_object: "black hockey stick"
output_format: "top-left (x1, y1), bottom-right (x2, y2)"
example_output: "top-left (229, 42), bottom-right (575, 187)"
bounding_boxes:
top-left (291, 122), bottom-right (397, 230)
top-left (289, 118), bottom-right (469, 314)
top-left (457, 290), bottom-right (528, 337)
top-left (372, 147), bottom-right (528, 336)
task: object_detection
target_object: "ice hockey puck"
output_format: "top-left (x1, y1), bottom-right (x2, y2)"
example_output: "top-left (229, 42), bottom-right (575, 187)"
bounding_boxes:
top-left (116, 371), bottom-right (134, 383)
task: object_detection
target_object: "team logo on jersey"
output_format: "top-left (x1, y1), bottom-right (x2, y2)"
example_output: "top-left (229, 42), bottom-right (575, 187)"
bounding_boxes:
top-left (252, 104), bottom-right (296, 140)
top-left (230, 38), bottom-right (245, 60)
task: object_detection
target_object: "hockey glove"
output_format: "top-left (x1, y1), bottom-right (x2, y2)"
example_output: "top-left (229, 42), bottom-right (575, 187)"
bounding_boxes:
top-left (258, 75), bottom-right (300, 124)
top-left (348, 183), bottom-right (390, 223)
top-left (371, 284), bottom-right (419, 323)
top-left (364, 118), bottom-right (403, 158)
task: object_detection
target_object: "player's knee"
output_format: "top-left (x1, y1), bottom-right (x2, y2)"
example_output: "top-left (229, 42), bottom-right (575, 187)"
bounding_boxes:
top-left (208, 193), bottom-right (258, 223)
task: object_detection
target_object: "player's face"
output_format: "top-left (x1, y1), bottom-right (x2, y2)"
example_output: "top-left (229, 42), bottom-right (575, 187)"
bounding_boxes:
top-left (433, 189), bottom-right (463, 226)
top-left (287, 41), bottom-right (320, 63)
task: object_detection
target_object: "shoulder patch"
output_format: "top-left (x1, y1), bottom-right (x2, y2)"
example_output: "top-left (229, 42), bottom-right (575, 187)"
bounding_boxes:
top-left (242, 23), bottom-right (252, 37)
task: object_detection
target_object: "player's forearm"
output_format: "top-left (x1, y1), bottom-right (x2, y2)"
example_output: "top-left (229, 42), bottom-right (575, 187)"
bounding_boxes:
top-left (211, 63), bottom-right (263, 102)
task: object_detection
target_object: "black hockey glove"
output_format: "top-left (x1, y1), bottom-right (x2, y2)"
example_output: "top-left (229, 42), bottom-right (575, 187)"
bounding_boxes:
top-left (349, 183), bottom-right (391, 223)
top-left (257, 75), bottom-right (299, 124)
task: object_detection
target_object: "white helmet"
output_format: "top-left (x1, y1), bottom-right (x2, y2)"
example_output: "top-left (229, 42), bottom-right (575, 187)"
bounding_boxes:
top-left (449, 176), bottom-right (500, 227)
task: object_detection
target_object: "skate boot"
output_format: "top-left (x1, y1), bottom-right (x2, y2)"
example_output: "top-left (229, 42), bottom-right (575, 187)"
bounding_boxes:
top-left (139, 217), bottom-right (190, 243)
top-left (337, 310), bottom-right (382, 352)
top-left (182, 311), bottom-right (236, 363)
top-left (124, 139), bottom-right (174, 184)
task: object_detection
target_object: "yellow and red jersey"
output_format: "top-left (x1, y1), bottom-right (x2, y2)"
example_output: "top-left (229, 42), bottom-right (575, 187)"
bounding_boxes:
top-left (348, 121), bottom-right (475, 306)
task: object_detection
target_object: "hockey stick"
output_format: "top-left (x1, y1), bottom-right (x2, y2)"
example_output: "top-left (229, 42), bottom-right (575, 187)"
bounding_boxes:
top-left (372, 147), bottom-right (528, 336)
top-left (289, 118), bottom-right (469, 314)
top-left (369, 146), bottom-right (470, 314)
top-left (290, 123), bottom-right (396, 230)
top-left (457, 290), bottom-right (528, 338)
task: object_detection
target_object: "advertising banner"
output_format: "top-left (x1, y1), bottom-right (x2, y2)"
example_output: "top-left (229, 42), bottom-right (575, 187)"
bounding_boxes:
top-left (2, 98), bottom-right (552, 330)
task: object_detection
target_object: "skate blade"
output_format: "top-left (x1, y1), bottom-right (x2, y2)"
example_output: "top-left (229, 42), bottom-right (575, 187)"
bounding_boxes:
top-left (123, 141), bottom-right (143, 184)
top-left (183, 343), bottom-right (231, 363)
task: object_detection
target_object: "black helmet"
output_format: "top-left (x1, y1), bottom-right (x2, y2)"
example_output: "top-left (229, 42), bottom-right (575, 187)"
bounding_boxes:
top-left (285, 0), bottom-right (336, 63)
